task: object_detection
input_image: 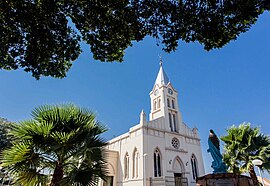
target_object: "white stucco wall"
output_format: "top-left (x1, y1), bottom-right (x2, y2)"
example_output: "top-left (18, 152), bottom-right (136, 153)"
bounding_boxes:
top-left (99, 64), bottom-right (205, 186)
top-left (101, 121), bottom-right (205, 186)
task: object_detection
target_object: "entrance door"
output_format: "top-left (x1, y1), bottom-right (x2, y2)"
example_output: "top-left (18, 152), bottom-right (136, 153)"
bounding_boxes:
top-left (103, 176), bottom-right (113, 186)
top-left (174, 173), bottom-right (182, 186)
top-left (174, 173), bottom-right (188, 186)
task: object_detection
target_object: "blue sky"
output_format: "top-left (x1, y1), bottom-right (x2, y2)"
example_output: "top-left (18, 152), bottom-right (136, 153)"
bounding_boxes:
top-left (1, 12), bottom-right (270, 176)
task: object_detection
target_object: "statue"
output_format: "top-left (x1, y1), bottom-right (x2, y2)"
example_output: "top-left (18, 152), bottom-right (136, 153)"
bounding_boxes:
top-left (207, 129), bottom-right (227, 173)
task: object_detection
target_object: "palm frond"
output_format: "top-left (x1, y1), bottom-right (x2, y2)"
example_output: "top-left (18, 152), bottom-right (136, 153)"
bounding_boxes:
top-left (221, 123), bottom-right (270, 175)
top-left (15, 169), bottom-right (49, 186)
top-left (1, 103), bottom-right (108, 185)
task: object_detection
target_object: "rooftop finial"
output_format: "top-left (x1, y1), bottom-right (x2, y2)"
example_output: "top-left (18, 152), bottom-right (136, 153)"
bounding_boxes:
top-left (159, 54), bottom-right (163, 67)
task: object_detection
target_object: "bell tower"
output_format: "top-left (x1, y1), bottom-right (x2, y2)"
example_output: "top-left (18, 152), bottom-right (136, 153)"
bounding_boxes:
top-left (149, 59), bottom-right (183, 133)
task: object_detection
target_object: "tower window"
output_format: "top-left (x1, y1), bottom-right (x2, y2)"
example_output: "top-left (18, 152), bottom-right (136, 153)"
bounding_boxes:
top-left (154, 101), bottom-right (157, 110)
top-left (191, 154), bottom-right (198, 180)
top-left (167, 98), bottom-right (170, 107)
top-left (158, 99), bottom-right (161, 108)
top-left (154, 149), bottom-right (162, 177)
top-left (173, 114), bottom-right (177, 132)
top-left (172, 100), bottom-right (175, 109)
top-left (169, 113), bottom-right (173, 132)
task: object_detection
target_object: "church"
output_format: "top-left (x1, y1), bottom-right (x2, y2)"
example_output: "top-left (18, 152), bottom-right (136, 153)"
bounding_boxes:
top-left (99, 61), bottom-right (205, 186)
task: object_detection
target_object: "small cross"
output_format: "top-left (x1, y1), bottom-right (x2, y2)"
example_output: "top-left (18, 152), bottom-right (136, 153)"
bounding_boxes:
top-left (159, 54), bottom-right (163, 66)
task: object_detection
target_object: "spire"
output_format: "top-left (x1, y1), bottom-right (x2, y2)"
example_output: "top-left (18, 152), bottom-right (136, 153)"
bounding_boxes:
top-left (140, 109), bottom-right (146, 125)
top-left (154, 57), bottom-right (169, 87)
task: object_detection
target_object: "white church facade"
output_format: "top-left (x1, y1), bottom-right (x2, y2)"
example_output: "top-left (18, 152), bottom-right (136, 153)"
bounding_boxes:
top-left (100, 61), bottom-right (205, 186)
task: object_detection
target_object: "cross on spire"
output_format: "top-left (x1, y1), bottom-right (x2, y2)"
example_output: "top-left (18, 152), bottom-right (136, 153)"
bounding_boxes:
top-left (159, 54), bottom-right (163, 67)
top-left (154, 55), bottom-right (169, 87)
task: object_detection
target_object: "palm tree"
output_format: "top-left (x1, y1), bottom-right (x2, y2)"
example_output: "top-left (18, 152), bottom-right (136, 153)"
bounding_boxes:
top-left (0, 104), bottom-right (108, 186)
top-left (221, 123), bottom-right (270, 186)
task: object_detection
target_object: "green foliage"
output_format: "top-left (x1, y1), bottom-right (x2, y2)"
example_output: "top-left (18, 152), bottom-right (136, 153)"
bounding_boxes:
top-left (0, 0), bottom-right (269, 79)
top-left (0, 118), bottom-right (14, 184)
top-left (221, 123), bottom-right (270, 184)
top-left (0, 104), bottom-right (108, 186)
top-left (0, 118), bottom-right (13, 152)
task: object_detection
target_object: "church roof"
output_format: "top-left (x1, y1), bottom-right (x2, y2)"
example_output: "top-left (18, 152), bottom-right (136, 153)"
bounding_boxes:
top-left (154, 62), bottom-right (170, 86)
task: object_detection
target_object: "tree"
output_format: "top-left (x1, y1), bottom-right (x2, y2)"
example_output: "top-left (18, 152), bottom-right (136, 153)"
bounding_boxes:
top-left (1, 0), bottom-right (269, 79)
top-left (0, 118), bottom-right (14, 185)
top-left (0, 117), bottom-right (13, 152)
top-left (0, 104), bottom-right (108, 186)
top-left (221, 123), bottom-right (270, 186)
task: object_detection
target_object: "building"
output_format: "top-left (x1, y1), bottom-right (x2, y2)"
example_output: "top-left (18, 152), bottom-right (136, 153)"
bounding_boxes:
top-left (100, 61), bottom-right (205, 186)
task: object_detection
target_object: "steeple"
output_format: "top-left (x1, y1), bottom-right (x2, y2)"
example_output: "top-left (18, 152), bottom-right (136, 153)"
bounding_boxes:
top-left (154, 57), bottom-right (170, 87)
top-left (149, 60), bottom-right (183, 133)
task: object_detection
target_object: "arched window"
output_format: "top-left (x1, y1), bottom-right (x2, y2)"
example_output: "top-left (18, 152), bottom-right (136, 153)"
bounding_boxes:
top-left (191, 154), bottom-right (198, 180)
top-left (158, 99), bottom-right (161, 108)
top-left (173, 114), bottom-right (177, 132)
top-left (124, 153), bottom-right (129, 179)
top-left (154, 149), bottom-right (162, 177)
top-left (154, 101), bottom-right (157, 110)
top-left (169, 113), bottom-right (173, 132)
top-left (172, 100), bottom-right (175, 109)
top-left (133, 149), bottom-right (139, 178)
top-left (167, 98), bottom-right (170, 107)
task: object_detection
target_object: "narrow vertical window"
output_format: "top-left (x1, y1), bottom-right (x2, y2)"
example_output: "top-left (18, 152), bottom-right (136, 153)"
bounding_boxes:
top-left (167, 98), bottom-right (170, 107)
top-left (124, 153), bottom-right (129, 179)
top-left (154, 149), bottom-right (162, 177)
top-left (173, 114), bottom-right (177, 132)
top-left (133, 150), bottom-right (136, 178)
top-left (169, 113), bottom-right (173, 132)
top-left (191, 154), bottom-right (198, 180)
top-left (154, 152), bottom-right (157, 177)
top-left (133, 149), bottom-right (139, 178)
top-left (172, 100), bottom-right (175, 109)
top-left (136, 152), bottom-right (139, 177)
top-left (158, 99), bottom-right (161, 108)
top-left (157, 153), bottom-right (161, 176)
